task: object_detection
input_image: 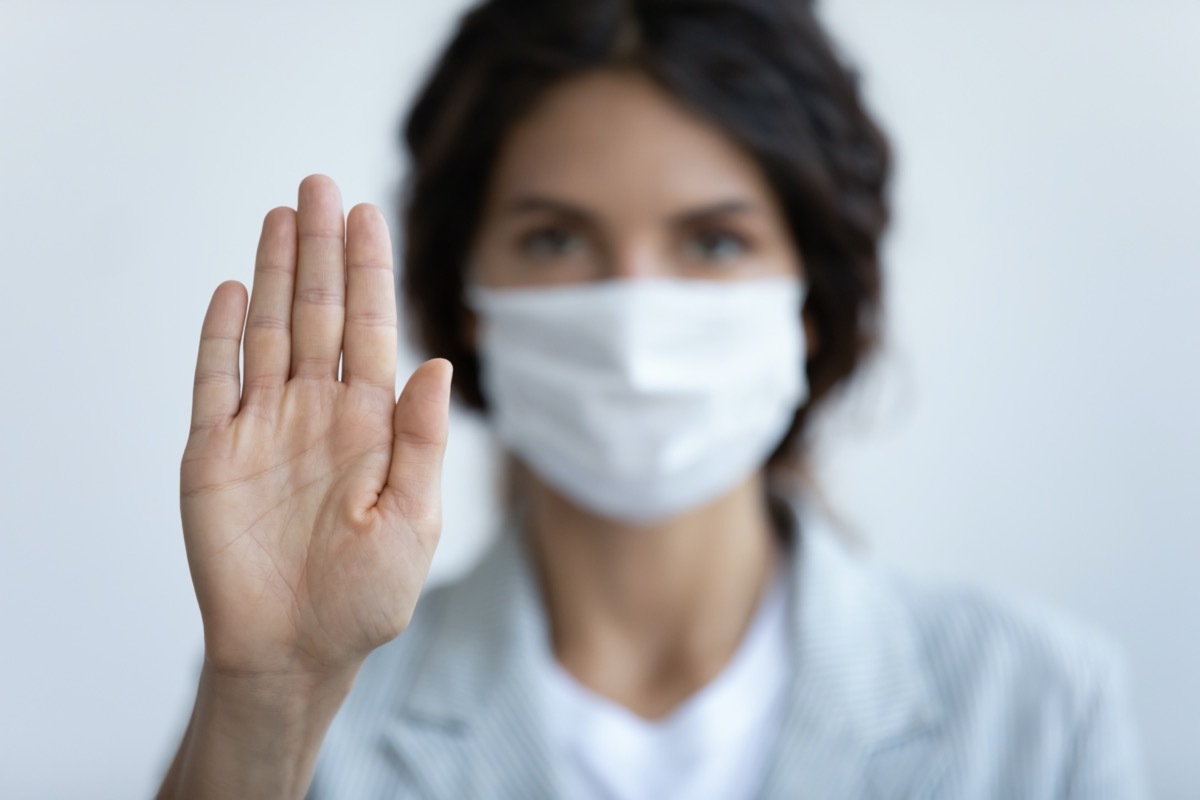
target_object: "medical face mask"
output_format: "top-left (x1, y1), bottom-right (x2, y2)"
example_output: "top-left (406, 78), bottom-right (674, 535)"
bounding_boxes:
top-left (465, 276), bottom-right (808, 523)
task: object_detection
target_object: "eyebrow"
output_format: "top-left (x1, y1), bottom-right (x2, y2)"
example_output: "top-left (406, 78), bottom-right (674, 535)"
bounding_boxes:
top-left (503, 195), bottom-right (760, 227)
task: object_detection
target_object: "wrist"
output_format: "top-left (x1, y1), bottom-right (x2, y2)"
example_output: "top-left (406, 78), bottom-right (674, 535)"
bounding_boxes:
top-left (198, 656), bottom-right (362, 715)
top-left (171, 660), bottom-right (361, 800)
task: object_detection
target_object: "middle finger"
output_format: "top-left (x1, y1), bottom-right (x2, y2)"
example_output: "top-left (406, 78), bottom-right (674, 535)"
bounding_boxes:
top-left (290, 174), bottom-right (346, 381)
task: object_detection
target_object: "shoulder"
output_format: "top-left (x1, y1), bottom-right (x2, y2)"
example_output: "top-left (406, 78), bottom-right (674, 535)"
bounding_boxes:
top-left (791, 502), bottom-right (1127, 721)
top-left (875, 565), bottom-right (1146, 796)
top-left (891, 568), bottom-right (1124, 704)
top-left (796, 516), bottom-right (1128, 721)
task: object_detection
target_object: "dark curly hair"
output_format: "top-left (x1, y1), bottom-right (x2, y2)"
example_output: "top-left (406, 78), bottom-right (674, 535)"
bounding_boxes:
top-left (400, 0), bottom-right (891, 480)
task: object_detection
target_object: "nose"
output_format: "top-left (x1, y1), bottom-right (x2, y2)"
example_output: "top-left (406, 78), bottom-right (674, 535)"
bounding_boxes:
top-left (606, 241), bottom-right (668, 281)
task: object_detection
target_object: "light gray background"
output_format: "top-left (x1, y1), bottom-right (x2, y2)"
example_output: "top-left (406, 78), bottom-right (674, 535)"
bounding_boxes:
top-left (1, 1), bottom-right (1196, 797)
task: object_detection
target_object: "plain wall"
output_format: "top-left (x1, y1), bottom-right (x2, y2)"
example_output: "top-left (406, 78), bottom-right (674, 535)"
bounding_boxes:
top-left (1, 1), bottom-right (1196, 796)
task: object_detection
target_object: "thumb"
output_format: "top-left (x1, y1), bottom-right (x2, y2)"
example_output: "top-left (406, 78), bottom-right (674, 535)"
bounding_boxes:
top-left (378, 358), bottom-right (453, 536)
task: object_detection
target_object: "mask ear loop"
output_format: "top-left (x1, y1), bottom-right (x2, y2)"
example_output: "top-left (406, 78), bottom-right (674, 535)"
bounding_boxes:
top-left (764, 483), bottom-right (797, 546)
top-left (503, 452), bottom-right (534, 530)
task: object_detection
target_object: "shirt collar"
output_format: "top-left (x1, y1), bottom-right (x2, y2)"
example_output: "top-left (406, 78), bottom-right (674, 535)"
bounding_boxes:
top-left (387, 497), bottom-right (947, 797)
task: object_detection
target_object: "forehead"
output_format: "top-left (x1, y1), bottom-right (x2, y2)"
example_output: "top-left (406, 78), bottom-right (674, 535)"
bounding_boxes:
top-left (485, 69), bottom-right (778, 213)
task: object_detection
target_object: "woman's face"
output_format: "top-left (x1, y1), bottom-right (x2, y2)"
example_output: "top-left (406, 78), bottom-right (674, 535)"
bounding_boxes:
top-left (469, 69), bottom-right (804, 289)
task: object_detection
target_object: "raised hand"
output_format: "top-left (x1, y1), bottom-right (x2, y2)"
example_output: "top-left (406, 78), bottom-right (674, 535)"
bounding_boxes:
top-left (179, 174), bottom-right (451, 681)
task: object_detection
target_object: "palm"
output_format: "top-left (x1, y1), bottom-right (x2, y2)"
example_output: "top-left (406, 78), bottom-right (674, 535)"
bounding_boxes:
top-left (180, 175), bottom-right (451, 678)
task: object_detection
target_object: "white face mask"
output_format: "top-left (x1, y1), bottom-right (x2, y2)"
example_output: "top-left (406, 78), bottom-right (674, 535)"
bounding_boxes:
top-left (465, 277), bottom-right (809, 523)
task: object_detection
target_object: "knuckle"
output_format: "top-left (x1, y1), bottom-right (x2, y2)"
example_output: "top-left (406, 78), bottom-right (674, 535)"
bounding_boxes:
top-left (194, 369), bottom-right (239, 386)
top-left (346, 310), bottom-right (395, 328)
top-left (188, 414), bottom-right (230, 436)
top-left (243, 374), bottom-right (285, 393)
top-left (292, 354), bottom-right (334, 370)
top-left (393, 428), bottom-right (441, 450)
top-left (298, 229), bottom-right (344, 242)
top-left (247, 314), bottom-right (289, 331)
top-left (254, 261), bottom-right (294, 277)
top-left (201, 332), bottom-right (241, 344)
top-left (295, 286), bottom-right (344, 306)
top-left (348, 258), bottom-right (392, 273)
top-left (346, 375), bottom-right (395, 392)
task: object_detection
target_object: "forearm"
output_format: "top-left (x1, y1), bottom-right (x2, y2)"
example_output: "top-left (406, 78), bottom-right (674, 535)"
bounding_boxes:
top-left (156, 661), bottom-right (359, 800)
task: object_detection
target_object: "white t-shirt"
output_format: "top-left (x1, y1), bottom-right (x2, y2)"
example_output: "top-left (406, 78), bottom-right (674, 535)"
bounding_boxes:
top-left (542, 554), bottom-right (793, 800)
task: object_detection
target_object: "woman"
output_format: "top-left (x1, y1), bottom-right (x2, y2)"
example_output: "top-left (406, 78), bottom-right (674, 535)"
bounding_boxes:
top-left (158, 1), bottom-right (1146, 797)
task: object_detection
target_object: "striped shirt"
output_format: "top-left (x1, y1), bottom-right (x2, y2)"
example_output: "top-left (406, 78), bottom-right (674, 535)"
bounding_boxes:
top-left (309, 500), bottom-right (1147, 799)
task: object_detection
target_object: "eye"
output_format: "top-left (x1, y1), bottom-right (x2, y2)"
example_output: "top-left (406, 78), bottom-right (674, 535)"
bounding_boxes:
top-left (683, 229), bottom-right (749, 264)
top-left (518, 227), bottom-right (587, 260)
